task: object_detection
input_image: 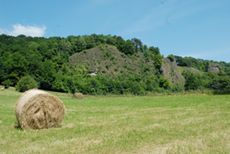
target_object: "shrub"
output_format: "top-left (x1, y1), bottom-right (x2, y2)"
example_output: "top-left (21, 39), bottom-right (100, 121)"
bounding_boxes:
top-left (66, 79), bottom-right (77, 94)
top-left (167, 54), bottom-right (175, 62)
top-left (159, 77), bottom-right (170, 89)
top-left (182, 71), bottom-right (203, 90)
top-left (210, 75), bottom-right (230, 94)
top-left (16, 75), bottom-right (38, 92)
top-left (2, 79), bottom-right (12, 89)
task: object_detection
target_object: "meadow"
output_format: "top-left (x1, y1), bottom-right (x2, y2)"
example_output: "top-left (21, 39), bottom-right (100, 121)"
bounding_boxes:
top-left (0, 89), bottom-right (230, 154)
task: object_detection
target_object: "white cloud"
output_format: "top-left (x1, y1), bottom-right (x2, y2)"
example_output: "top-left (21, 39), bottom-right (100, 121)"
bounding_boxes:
top-left (0, 24), bottom-right (46, 37)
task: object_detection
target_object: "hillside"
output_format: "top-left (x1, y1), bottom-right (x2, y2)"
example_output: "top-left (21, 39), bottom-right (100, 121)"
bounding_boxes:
top-left (0, 34), bottom-right (229, 94)
top-left (69, 45), bottom-right (156, 76)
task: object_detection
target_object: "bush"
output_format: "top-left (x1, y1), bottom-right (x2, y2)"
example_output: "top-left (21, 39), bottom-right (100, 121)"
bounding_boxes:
top-left (2, 79), bottom-right (12, 89)
top-left (16, 75), bottom-right (38, 92)
top-left (66, 79), bottom-right (77, 94)
top-left (210, 75), bottom-right (230, 94)
top-left (159, 77), bottom-right (170, 89)
top-left (167, 54), bottom-right (175, 62)
top-left (182, 71), bottom-right (203, 90)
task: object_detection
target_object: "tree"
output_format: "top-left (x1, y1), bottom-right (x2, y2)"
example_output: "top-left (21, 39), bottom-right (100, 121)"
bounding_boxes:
top-left (182, 71), bottom-right (203, 90)
top-left (159, 77), bottom-right (170, 89)
top-left (131, 38), bottom-right (143, 52)
top-left (38, 60), bottom-right (56, 90)
top-left (16, 75), bottom-right (38, 92)
top-left (1, 34), bottom-right (229, 95)
top-left (167, 54), bottom-right (175, 62)
top-left (149, 46), bottom-right (160, 55)
top-left (66, 79), bottom-right (77, 94)
top-left (144, 47), bottom-right (163, 73)
top-left (210, 75), bottom-right (230, 94)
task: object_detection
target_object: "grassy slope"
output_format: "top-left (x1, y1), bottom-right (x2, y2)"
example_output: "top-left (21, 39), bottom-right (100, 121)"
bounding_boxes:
top-left (0, 89), bottom-right (230, 154)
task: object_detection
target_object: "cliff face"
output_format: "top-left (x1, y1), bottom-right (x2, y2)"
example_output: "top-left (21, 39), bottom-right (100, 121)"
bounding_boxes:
top-left (208, 63), bottom-right (220, 73)
top-left (161, 58), bottom-right (185, 90)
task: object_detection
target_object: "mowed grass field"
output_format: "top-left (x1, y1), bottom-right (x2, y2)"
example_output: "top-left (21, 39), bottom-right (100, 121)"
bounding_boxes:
top-left (0, 89), bottom-right (230, 154)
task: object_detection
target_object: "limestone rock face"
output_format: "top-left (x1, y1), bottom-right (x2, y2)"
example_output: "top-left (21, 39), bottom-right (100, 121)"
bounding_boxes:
top-left (161, 58), bottom-right (185, 89)
top-left (208, 63), bottom-right (220, 73)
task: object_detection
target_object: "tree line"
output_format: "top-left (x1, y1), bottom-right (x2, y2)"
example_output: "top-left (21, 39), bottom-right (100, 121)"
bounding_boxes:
top-left (0, 34), bottom-right (229, 94)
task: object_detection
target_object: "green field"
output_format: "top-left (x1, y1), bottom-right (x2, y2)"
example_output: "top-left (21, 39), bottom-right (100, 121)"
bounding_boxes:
top-left (0, 89), bottom-right (230, 154)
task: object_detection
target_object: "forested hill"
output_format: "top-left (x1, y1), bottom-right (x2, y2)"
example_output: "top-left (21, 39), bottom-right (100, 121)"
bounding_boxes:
top-left (0, 34), bottom-right (229, 94)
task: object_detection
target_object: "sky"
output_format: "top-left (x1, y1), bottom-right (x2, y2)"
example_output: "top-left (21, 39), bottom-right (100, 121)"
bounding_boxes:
top-left (0, 0), bottom-right (229, 62)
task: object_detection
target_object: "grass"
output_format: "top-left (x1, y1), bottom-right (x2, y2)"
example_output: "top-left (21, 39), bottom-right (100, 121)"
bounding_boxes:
top-left (0, 89), bottom-right (230, 154)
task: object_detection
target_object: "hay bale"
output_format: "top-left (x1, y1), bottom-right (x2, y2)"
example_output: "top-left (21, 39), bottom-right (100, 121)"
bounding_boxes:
top-left (15, 89), bottom-right (65, 129)
top-left (73, 92), bottom-right (84, 99)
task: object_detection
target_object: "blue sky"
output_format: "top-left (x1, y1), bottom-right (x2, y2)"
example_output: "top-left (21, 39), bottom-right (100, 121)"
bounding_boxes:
top-left (0, 0), bottom-right (229, 62)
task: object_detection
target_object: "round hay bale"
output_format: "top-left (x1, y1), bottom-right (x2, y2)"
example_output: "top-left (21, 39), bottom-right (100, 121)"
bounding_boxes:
top-left (73, 92), bottom-right (84, 99)
top-left (15, 89), bottom-right (65, 129)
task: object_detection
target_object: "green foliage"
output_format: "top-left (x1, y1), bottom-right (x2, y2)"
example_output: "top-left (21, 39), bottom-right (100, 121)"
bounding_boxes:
top-left (173, 55), bottom-right (223, 73)
top-left (131, 38), bottom-right (144, 52)
top-left (2, 79), bottom-right (12, 89)
top-left (210, 75), bottom-right (230, 94)
top-left (16, 75), bottom-right (38, 92)
top-left (144, 75), bottom-right (160, 91)
top-left (66, 79), bottom-right (77, 94)
top-left (52, 72), bottom-right (70, 92)
top-left (148, 46), bottom-right (160, 55)
top-left (144, 46), bottom-right (163, 73)
top-left (167, 54), bottom-right (175, 62)
top-left (119, 39), bottom-right (136, 55)
top-left (0, 34), bottom-right (229, 95)
top-left (182, 71), bottom-right (203, 90)
top-left (159, 77), bottom-right (170, 89)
